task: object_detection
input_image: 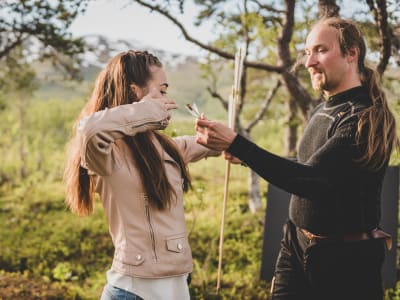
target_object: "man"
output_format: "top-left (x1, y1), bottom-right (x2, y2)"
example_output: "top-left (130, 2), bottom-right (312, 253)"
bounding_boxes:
top-left (195, 17), bottom-right (399, 300)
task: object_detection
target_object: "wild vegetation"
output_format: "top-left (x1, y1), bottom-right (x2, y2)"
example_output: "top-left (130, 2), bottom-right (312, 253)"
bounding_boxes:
top-left (0, 98), bottom-right (272, 299)
top-left (1, 0), bottom-right (400, 299)
top-left (0, 57), bottom-right (399, 299)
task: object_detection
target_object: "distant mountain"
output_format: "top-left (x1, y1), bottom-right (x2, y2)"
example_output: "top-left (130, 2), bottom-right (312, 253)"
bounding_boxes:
top-left (82, 34), bottom-right (199, 68)
top-left (33, 35), bottom-right (226, 119)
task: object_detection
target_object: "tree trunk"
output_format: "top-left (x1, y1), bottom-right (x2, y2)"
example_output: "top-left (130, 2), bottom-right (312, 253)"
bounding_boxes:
top-left (248, 168), bottom-right (262, 213)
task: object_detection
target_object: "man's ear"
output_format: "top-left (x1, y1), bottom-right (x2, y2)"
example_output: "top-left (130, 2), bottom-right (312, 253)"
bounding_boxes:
top-left (347, 46), bottom-right (359, 63)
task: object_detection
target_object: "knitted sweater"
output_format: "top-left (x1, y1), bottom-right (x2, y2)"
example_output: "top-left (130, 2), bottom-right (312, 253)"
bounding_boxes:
top-left (227, 86), bottom-right (387, 235)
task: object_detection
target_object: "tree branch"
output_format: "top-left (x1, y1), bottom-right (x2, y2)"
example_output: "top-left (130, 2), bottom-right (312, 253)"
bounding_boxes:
top-left (246, 79), bottom-right (281, 132)
top-left (0, 34), bottom-right (24, 59)
top-left (133, 0), bottom-right (285, 73)
top-left (276, 0), bottom-right (314, 119)
top-left (317, 0), bottom-right (340, 18)
top-left (250, 0), bottom-right (286, 14)
top-left (206, 86), bottom-right (228, 110)
top-left (366, 0), bottom-right (391, 76)
top-left (277, 0), bottom-right (295, 66)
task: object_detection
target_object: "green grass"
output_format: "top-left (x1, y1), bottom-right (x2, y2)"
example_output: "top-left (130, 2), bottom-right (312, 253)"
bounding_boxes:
top-left (0, 116), bottom-right (277, 299)
top-left (0, 108), bottom-right (399, 299)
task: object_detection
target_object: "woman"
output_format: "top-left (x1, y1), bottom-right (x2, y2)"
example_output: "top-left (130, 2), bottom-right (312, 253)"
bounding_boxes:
top-left (64, 50), bottom-right (219, 300)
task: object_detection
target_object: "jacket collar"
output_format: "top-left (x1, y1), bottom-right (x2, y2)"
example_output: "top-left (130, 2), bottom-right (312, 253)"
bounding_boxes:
top-left (325, 86), bottom-right (368, 108)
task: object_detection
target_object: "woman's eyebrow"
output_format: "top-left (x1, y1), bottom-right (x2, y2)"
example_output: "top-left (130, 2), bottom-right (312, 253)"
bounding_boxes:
top-left (160, 83), bottom-right (169, 88)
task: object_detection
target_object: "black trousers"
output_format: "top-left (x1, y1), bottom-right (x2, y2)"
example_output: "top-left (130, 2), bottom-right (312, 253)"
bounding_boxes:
top-left (270, 220), bottom-right (386, 300)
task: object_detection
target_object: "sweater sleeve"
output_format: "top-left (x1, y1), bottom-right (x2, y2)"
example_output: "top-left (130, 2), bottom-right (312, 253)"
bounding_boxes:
top-left (226, 116), bottom-right (362, 199)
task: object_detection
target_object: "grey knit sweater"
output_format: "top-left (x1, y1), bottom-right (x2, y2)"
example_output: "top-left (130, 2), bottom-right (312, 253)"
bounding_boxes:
top-left (227, 86), bottom-right (387, 235)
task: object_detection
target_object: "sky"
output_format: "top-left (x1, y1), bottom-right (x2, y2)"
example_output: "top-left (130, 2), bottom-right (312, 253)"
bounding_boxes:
top-left (69, 0), bottom-right (213, 57)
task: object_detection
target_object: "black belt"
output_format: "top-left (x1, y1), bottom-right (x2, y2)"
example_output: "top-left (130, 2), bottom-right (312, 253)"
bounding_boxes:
top-left (301, 228), bottom-right (392, 250)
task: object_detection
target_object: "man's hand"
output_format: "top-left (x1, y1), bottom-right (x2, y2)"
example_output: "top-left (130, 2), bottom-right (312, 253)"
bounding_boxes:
top-left (195, 114), bottom-right (237, 151)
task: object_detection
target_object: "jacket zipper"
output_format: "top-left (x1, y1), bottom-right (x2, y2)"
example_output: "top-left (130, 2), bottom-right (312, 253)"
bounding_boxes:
top-left (145, 198), bottom-right (158, 261)
top-left (130, 119), bottom-right (168, 129)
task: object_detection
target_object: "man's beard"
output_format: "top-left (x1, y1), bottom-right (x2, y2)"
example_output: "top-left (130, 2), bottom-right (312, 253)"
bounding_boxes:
top-left (311, 72), bottom-right (331, 92)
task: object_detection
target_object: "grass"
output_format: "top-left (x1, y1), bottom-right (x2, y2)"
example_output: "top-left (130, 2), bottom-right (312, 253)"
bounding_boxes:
top-left (0, 116), bottom-right (278, 299)
top-left (0, 111), bottom-right (399, 299)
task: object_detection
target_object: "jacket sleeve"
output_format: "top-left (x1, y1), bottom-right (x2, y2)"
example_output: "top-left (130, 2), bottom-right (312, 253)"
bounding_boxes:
top-left (78, 99), bottom-right (170, 176)
top-left (173, 136), bottom-right (221, 164)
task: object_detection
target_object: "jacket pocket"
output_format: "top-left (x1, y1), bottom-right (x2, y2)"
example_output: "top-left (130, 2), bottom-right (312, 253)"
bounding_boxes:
top-left (114, 248), bottom-right (145, 266)
top-left (166, 234), bottom-right (187, 253)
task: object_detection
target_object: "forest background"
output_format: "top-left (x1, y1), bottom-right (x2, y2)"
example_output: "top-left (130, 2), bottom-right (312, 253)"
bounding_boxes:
top-left (0, 0), bottom-right (400, 299)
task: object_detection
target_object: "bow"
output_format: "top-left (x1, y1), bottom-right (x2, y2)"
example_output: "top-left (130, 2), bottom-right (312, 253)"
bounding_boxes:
top-left (217, 46), bottom-right (244, 293)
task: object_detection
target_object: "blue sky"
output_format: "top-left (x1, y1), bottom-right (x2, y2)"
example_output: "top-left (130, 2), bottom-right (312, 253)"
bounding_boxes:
top-left (69, 0), bottom-right (213, 56)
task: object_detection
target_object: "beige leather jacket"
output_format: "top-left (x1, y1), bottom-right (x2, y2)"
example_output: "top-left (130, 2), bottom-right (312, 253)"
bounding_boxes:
top-left (78, 99), bottom-right (220, 278)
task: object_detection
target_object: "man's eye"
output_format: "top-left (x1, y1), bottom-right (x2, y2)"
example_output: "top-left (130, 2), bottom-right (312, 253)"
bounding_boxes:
top-left (161, 91), bottom-right (167, 95)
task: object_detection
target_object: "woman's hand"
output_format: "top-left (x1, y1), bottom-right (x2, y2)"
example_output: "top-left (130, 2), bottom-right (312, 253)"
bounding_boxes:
top-left (142, 94), bottom-right (178, 112)
top-left (195, 114), bottom-right (237, 151)
top-left (224, 152), bottom-right (242, 164)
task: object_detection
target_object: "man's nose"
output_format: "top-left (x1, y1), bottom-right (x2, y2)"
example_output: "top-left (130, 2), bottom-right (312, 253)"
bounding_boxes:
top-left (304, 53), bottom-right (317, 68)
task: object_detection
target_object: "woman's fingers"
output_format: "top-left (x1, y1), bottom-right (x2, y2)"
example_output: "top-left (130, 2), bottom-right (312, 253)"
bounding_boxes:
top-left (164, 98), bottom-right (178, 111)
top-left (142, 95), bottom-right (178, 111)
top-left (224, 152), bottom-right (242, 164)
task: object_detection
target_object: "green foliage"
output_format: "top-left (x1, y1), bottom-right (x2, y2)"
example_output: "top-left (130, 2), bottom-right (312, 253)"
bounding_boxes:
top-left (386, 281), bottom-right (400, 300)
top-left (0, 54), bottom-right (38, 95)
top-left (0, 91), bottom-right (281, 298)
top-left (0, 2), bottom-right (399, 295)
top-left (0, 0), bottom-right (88, 59)
top-left (166, 59), bottom-right (226, 120)
top-left (0, 270), bottom-right (69, 300)
top-left (1, 79), bottom-right (398, 299)
top-left (0, 97), bottom-right (84, 185)
top-left (0, 0), bottom-right (89, 87)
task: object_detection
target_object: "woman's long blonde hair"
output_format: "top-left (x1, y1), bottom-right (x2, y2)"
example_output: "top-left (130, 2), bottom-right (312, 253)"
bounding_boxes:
top-left (64, 50), bottom-right (191, 216)
top-left (319, 17), bottom-right (399, 171)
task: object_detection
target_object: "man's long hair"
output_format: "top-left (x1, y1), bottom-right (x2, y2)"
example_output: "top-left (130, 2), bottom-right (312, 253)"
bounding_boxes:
top-left (63, 50), bottom-right (191, 216)
top-left (319, 17), bottom-right (399, 171)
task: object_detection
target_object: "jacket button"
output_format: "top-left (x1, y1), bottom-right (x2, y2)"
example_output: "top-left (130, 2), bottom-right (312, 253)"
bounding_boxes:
top-left (136, 254), bottom-right (142, 260)
top-left (177, 243), bottom-right (183, 250)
